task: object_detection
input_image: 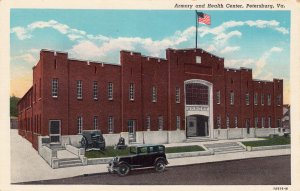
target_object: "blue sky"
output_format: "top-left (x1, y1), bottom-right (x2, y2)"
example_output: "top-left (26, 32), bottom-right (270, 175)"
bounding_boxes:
top-left (10, 9), bottom-right (290, 103)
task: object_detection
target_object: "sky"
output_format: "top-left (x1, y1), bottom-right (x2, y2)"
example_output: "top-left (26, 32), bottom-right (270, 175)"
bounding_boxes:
top-left (10, 9), bottom-right (290, 104)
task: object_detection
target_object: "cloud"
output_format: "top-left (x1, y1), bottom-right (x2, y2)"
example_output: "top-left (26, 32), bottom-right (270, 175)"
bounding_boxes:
top-left (220, 46), bottom-right (240, 54)
top-left (225, 58), bottom-right (255, 68)
top-left (253, 47), bottom-right (283, 78)
top-left (13, 53), bottom-right (37, 64)
top-left (11, 27), bottom-right (32, 40)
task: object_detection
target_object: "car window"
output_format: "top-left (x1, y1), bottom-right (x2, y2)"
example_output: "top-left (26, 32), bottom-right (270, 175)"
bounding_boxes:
top-left (158, 146), bottom-right (164, 152)
top-left (130, 147), bottom-right (137, 154)
top-left (138, 147), bottom-right (147, 154)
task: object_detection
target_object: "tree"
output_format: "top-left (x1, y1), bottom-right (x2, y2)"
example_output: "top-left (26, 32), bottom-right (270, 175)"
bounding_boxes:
top-left (10, 95), bottom-right (20, 117)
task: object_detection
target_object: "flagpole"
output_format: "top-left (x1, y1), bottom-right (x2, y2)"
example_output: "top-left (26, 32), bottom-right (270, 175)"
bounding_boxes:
top-left (195, 10), bottom-right (198, 49)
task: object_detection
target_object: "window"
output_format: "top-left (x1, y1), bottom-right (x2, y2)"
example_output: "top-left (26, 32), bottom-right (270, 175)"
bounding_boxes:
top-left (158, 116), bottom-right (163, 130)
top-left (175, 87), bottom-right (180, 103)
top-left (277, 95), bottom-right (281, 106)
top-left (146, 115), bottom-right (151, 130)
top-left (196, 56), bottom-right (201, 64)
top-left (129, 83), bottom-right (135, 101)
top-left (230, 91), bottom-right (234, 105)
top-left (186, 83), bottom-right (208, 105)
top-left (176, 116), bottom-right (181, 130)
top-left (216, 115), bottom-right (221, 129)
top-left (254, 93), bottom-right (258, 105)
top-left (254, 117), bottom-right (258, 128)
top-left (52, 79), bottom-right (58, 98)
top-left (152, 86), bottom-right (157, 102)
top-left (245, 93), bottom-right (250, 105)
top-left (77, 80), bottom-right (82, 99)
top-left (261, 94), bottom-right (264, 105)
top-left (93, 116), bottom-right (98, 130)
top-left (93, 81), bottom-right (98, 100)
top-left (108, 82), bottom-right (113, 100)
top-left (216, 90), bottom-right (221, 104)
top-left (108, 116), bottom-right (114, 133)
top-left (77, 116), bottom-right (83, 134)
top-left (267, 94), bottom-right (272, 106)
top-left (234, 116), bottom-right (238, 128)
top-left (226, 114), bottom-right (230, 128)
top-left (268, 117), bottom-right (272, 128)
top-left (261, 117), bottom-right (265, 128)
top-left (277, 118), bottom-right (281, 128)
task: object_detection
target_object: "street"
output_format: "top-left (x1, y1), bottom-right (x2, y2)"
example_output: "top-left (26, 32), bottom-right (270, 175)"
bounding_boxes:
top-left (19, 155), bottom-right (290, 185)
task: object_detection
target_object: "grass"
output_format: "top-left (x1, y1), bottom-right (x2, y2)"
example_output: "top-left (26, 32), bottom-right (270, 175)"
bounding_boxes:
top-left (85, 145), bottom-right (205, 158)
top-left (242, 136), bottom-right (290, 147)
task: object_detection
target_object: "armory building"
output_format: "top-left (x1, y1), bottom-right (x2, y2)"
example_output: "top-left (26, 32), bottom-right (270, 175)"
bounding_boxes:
top-left (18, 48), bottom-right (283, 150)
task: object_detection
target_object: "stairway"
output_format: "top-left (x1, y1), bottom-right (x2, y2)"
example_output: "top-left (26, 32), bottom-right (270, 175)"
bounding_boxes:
top-left (204, 142), bottom-right (246, 154)
top-left (57, 149), bottom-right (83, 168)
top-left (58, 157), bottom-right (83, 168)
top-left (186, 137), bottom-right (218, 142)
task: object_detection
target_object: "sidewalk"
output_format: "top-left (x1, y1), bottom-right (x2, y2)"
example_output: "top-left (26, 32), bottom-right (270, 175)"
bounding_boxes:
top-left (10, 129), bottom-right (290, 183)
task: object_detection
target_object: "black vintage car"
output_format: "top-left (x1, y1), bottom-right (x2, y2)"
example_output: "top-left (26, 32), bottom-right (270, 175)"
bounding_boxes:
top-left (80, 130), bottom-right (106, 151)
top-left (108, 144), bottom-right (168, 176)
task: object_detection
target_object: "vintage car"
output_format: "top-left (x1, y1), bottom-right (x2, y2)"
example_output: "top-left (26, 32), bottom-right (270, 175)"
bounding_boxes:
top-left (80, 130), bottom-right (106, 151)
top-left (108, 144), bottom-right (169, 176)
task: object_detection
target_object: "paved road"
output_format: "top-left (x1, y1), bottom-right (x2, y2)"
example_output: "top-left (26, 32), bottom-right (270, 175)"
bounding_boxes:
top-left (19, 155), bottom-right (290, 185)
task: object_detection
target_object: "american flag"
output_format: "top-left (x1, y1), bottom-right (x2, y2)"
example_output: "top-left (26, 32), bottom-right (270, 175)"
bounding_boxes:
top-left (198, 12), bottom-right (211, 25)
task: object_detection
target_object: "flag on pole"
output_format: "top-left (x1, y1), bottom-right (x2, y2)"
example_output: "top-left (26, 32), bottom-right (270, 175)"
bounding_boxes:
top-left (197, 12), bottom-right (211, 25)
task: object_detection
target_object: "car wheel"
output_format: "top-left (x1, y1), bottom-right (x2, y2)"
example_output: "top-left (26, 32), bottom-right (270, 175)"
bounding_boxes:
top-left (155, 160), bottom-right (166, 172)
top-left (80, 137), bottom-right (88, 149)
top-left (117, 164), bottom-right (130, 176)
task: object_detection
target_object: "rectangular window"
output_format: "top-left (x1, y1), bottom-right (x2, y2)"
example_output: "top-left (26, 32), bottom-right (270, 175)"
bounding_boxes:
top-left (108, 82), bottom-right (113, 100)
top-left (267, 94), bottom-right (272, 106)
top-left (77, 116), bottom-right (83, 134)
top-left (226, 114), bottom-right (230, 129)
top-left (230, 91), bottom-right (234, 105)
top-left (93, 116), bottom-right (98, 130)
top-left (277, 95), bottom-right (281, 106)
top-left (146, 115), bottom-right (151, 131)
top-left (77, 80), bottom-right (82, 99)
top-left (261, 94), bottom-right (264, 105)
top-left (261, 117), bottom-right (265, 128)
top-left (129, 83), bottom-right (135, 101)
top-left (216, 115), bottom-right (221, 129)
top-left (254, 93), bottom-right (258, 105)
top-left (268, 117), bottom-right (272, 128)
top-left (254, 117), bottom-right (258, 128)
top-left (176, 116), bottom-right (181, 130)
top-left (277, 118), bottom-right (281, 128)
top-left (108, 116), bottom-right (114, 133)
top-left (175, 87), bottom-right (180, 103)
top-left (234, 116), bottom-right (238, 128)
top-left (52, 78), bottom-right (58, 98)
top-left (93, 81), bottom-right (98, 100)
top-left (152, 86), bottom-right (157, 102)
top-left (245, 93), bottom-right (250, 106)
top-left (216, 90), bottom-right (221, 104)
top-left (158, 116), bottom-right (163, 130)
top-left (196, 56), bottom-right (201, 64)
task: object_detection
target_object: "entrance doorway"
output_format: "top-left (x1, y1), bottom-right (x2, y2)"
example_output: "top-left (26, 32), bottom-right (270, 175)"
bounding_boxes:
top-left (128, 120), bottom-right (136, 143)
top-left (186, 115), bottom-right (209, 137)
top-left (49, 120), bottom-right (61, 143)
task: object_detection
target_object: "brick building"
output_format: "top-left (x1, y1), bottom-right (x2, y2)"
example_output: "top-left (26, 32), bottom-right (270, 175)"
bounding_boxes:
top-left (18, 48), bottom-right (283, 150)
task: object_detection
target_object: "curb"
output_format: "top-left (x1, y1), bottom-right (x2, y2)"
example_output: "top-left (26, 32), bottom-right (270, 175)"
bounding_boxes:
top-left (247, 144), bottom-right (290, 151)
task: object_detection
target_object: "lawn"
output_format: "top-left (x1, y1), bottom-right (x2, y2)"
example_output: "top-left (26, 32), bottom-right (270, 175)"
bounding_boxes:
top-left (242, 136), bottom-right (290, 147)
top-left (85, 145), bottom-right (204, 158)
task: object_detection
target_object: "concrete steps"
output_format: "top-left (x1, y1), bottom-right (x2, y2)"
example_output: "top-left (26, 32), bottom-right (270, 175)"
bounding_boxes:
top-left (186, 137), bottom-right (218, 142)
top-left (58, 157), bottom-right (83, 168)
top-left (204, 142), bottom-right (246, 155)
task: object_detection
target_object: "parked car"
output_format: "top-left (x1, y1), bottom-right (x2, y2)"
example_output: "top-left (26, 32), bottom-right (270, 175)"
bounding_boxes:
top-left (80, 130), bottom-right (106, 151)
top-left (108, 144), bottom-right (168, 176)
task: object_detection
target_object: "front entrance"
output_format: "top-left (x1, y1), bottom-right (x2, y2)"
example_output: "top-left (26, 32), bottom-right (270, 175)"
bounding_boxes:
top-left (185, 79), bottom-right (213, 138)
top-left (128, 120), bottom-right (136, 143)
top-left (49, 120), bottom-right (61, 143)
top-left (186, 115), bottom-right (209, 137)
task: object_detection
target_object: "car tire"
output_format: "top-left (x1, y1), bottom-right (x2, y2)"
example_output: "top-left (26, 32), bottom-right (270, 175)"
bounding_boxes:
top-left (117, 164), bottom-right (130, 176)
top-left (155, 160), bottom-right (166, 172)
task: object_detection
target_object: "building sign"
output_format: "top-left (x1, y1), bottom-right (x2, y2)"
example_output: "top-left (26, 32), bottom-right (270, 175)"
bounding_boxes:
top-left (186, 105), bottom-right (209, 112)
